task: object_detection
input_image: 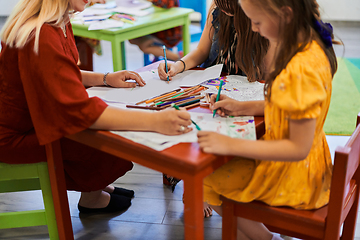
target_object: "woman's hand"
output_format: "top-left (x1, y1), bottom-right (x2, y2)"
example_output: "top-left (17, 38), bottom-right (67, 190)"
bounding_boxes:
top-left (157, 62), bottom-right (181, 81)
top-left (197, 131), bottom-right (233, 155)
top-left (106, 71), bottom-right (146, 88)
top-left (153, 108), bottom-right (193, 135)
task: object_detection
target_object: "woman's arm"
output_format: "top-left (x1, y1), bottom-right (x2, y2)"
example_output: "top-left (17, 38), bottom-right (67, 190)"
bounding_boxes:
top-left (198, 118), bottom-right (316, 162)
top-left (81, 70), bottom-right (146, 88)
top-left (89, 106), bottom-right (193, 135)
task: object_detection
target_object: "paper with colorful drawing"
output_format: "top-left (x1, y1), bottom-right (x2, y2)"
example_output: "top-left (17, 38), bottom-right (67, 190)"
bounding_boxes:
top-left (202, 75), bottom-right (265, 101)
top-left (110, 111), bottom-right (256, 151)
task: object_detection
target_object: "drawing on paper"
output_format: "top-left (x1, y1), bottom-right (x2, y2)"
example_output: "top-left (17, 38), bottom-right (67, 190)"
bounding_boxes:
top-left (202, 75), bottom-right (265, 102)
top-left (191, 113), bottom-right (256, 140)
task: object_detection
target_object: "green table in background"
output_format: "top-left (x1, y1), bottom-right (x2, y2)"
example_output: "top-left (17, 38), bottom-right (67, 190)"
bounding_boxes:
top-left (71, 7), bottom-right (194, 71)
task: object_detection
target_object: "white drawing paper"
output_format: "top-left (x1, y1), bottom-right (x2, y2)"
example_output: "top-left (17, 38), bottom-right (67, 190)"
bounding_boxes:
top-left (102, 64), bottom-right (223, 104)
top-left (111, 112), bottom-right (256, 151)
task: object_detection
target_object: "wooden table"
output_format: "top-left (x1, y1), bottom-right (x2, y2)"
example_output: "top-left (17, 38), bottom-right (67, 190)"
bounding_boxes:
top-left (45, 63), bottom-right (265, 240)
top-left (71, 6), bottom-right (193, 71)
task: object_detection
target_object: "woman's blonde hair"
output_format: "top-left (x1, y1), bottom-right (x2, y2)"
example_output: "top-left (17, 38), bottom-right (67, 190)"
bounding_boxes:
top-left (0, 0), bottom-right (71, 53)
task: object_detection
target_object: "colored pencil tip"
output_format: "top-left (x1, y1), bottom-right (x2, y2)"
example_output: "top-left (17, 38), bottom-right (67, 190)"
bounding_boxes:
top-left (171, 103), bottom-right (180, 110)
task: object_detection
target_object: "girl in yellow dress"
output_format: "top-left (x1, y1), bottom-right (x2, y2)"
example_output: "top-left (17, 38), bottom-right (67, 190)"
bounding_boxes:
top-left (197, 0), bottom-right (339, 239)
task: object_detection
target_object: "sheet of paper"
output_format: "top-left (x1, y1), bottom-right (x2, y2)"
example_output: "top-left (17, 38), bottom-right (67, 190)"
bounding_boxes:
top-left (88, 19), bottom-right (124, 30)
top-left (102, 64), bottom-right (223, 104)
top-left (74, 7), bottom-right (115, 17)
top-left (112, 6), bottom-right (153, 16)
top-left (115, 0), bottom-right (152, 9)
top-left (110, 112), bottom-right (256, 151)
top-left (203, 75), bottom-right (265, 101)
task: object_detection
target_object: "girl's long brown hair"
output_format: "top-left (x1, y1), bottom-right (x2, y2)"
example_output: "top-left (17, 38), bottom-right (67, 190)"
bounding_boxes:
top-left (213, 0), bottom-right (269, 82)
top-left (244, 0), bottom-right (338, 99)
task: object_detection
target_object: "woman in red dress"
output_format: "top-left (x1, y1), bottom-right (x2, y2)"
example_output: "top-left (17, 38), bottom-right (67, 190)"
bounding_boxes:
top-left (0, 0), bottom-right (192, 214)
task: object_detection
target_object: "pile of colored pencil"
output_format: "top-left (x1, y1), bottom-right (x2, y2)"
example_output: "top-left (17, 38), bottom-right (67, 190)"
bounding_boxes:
top-left (126, 85), bottom-right (207, 110)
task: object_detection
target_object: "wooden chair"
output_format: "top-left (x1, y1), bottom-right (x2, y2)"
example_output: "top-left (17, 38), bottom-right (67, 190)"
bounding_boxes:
top-left (0, 161), bottom-right (59, 239)
top-left (221, 112), bottom-right (360, 240)
top-left (0, 140), bottom-right (74, 240)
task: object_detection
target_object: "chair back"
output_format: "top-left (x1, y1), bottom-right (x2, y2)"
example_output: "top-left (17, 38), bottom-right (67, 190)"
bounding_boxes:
top-left (325, 112), bottom-right (360, 239)
top-left (221, 112), bottom-right (360, 240)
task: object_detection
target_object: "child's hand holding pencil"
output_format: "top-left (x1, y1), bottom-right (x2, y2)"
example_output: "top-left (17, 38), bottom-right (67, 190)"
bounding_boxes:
top-left (209, 94), bottom-right (240, 117)
top-left (157, 61), bottom-right (185, 81)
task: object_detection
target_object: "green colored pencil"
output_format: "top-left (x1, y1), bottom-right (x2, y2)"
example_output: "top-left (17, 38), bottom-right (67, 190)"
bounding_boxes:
top-left (171, 103), bottom-right (201, 131)
top-left (213, 79), bottom-right (224, 117)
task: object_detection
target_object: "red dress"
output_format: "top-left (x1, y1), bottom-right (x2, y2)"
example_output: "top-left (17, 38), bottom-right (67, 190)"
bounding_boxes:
top-left (0, 23), bottom-right (133, 192)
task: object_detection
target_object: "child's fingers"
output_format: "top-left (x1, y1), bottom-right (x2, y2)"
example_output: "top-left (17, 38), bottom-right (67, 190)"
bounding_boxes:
top-left (157, 63), bottom-right (167, 80)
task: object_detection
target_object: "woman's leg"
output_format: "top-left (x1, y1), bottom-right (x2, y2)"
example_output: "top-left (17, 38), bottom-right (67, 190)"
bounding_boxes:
top-left (78, 190), bottom-right (110, 208)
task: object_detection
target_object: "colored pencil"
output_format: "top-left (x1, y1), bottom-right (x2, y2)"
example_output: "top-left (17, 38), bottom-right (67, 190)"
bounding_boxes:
top-left (213, 79), bottom-right (224, 117)
top-left (153, 86), bottom-right (201, 104)
top-left (191, 86), bottom-right (205, 94)
top-left (156, 96), bottom-right (198, 108)
top-left (178, 98), bottom-right (202, 107)
top-left (163, 45), bottom-right (169, 83)
top-left (152, 90), bottom-right (186, 103)
top-left (205, 92), bottom-right (210, 103)
top-left (126, 105), bottom-right (167, 110)
top-left (184, 101), bottom-right (200, 109)
top-left (145, 90), bottom-right (178, 104)
top-left (135, 88), bottom-right (181, 105)
top-left (162, 93), bottom-right (201, 102)
top-left (171, 104), bottom-right (201, 130)
top-left (174, 96), bottom-right (204, 106)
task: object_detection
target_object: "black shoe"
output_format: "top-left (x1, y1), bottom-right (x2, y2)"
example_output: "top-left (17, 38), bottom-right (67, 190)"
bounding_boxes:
top-left (112, 187), bottom-right (135, 198)
top-left (78, 193), bottom-right (131, 214)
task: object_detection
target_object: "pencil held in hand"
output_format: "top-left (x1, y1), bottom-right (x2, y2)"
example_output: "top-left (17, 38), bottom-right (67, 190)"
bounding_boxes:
top-left (213, 79), bottom-right (224, 117)
top-left (163, 45), bottom-right (169, 83)
top-left (171, 103), bottom-right (201, 131)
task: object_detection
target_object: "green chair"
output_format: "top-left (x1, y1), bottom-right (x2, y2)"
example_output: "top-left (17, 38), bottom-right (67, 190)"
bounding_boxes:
top-left (0, 161), bottom-right (59, 239)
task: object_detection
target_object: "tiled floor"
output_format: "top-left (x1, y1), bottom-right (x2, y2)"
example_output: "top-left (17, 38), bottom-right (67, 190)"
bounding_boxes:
top-left (0, 17), bottom-right (360, 239)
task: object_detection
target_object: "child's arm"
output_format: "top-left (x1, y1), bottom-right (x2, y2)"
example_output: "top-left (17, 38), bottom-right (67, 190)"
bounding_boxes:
top-left (210, 94), bottom-right (265, 116)
top-left (158, 7), bottom-right (215, 80)
top-left (179, 10), bottom-right (215, 71)
top-left (198, 117), bottom-right (316, 162)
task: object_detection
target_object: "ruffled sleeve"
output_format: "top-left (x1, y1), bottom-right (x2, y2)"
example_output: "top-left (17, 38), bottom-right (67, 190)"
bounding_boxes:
top-left (270, 55), bottom-right (327, 119)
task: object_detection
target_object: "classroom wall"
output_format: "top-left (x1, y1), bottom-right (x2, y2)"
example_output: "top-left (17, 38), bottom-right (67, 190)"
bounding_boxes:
top-left (0, 0), bottom-right (19, 16)
top-left (317, 0), bottom-right (360, 21)
top-left (207, 0), bottom-right (360, 22)
top-left (1, 0), bottom-right (359, 21)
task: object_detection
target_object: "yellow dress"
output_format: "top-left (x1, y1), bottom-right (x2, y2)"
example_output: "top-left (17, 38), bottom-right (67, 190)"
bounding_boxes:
top-left (204, 41), bottom-right (333, 210)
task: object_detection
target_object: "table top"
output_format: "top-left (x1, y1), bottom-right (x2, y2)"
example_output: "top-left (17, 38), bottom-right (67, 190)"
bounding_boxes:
top-left (68, 62), bottom-right (265, 179)
top-left (71, 6), bottom-right (194, 35)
